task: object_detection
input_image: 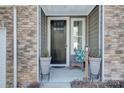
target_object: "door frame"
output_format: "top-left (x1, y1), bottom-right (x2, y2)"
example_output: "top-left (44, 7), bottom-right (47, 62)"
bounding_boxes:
top-left (70, 18), bottom-right (86, 55)
top-left (47, 17), bottom-right (70, 66)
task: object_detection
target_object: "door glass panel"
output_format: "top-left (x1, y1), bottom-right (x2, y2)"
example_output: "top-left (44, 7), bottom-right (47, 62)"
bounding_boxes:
top-left (51, 20), bottom-right (66, 64)
top-left (71, 21), bottom-right (83, 54)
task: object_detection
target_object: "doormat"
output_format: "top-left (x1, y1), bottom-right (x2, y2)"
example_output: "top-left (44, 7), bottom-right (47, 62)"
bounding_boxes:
top-left (52, 66), bottom-right (65, 68)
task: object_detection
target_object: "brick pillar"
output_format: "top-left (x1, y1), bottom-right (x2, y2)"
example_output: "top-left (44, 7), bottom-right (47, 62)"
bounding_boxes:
top-left (17, 6), bottom-right (38, 86)
top-left (0, 6), bottom-right (14, 88)
top-left (104, 5), bottom-right (124, 80)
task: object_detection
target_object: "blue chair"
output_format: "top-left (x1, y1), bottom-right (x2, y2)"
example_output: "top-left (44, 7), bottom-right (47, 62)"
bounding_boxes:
top-left (70, 49), bottom-right (85, 70)
top-left (75, 49), bottom-right (85, 63)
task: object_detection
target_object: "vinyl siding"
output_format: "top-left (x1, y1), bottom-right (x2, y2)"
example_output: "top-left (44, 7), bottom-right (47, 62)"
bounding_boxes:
top-left (88, 6), bottom-right (99, 51)
top-left (41, 8), bottom-right (46, 56)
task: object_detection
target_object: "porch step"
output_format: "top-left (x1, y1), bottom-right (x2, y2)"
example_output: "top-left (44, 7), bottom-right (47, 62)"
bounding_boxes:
top-left (42, 82), bottom-right (71, 88)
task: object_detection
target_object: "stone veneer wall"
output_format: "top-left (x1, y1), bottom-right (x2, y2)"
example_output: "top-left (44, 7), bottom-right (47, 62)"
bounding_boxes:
top-left (104, 5), bottom-right (124, 80)
top-left (0, 6), bottom-right (13, 88)
top-left (17, 6), bottom-right (38, 85)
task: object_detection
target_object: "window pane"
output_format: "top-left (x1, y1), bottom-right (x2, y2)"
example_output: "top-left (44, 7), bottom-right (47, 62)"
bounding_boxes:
top-left (71, 20), bottom-right (83, 54)
top-left (73, 21), bottom-right (82, 36)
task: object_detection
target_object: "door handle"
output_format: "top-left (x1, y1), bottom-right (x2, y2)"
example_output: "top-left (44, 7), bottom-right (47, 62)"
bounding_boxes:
top-left (65, 44), bottom-right (67, 49)
top-left (65, 44), bottom-right (67, 48)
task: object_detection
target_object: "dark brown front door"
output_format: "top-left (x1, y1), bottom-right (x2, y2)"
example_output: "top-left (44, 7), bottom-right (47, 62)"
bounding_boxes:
top-left (51, 20), bottom-right (66, 64)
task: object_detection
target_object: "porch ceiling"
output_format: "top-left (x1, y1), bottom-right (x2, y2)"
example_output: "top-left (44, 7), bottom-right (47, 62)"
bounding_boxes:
top-left (41, 5), bottom-right (96, 16)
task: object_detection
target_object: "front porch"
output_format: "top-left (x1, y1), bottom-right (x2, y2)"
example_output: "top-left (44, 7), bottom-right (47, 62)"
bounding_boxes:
top-left (39, 5), bottom-right (103, 87)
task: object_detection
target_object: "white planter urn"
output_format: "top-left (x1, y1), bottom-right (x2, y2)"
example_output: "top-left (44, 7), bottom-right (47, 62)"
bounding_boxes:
top-left (40, 57), bottom-right (51, 74)
top-left (89, 58), bottom-right (101, 75)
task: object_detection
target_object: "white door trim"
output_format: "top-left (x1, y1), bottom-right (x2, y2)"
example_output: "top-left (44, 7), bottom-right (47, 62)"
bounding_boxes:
top-left (70, 18), bottom-right (86, 55)
top-left (47, 17), bottom-right (70, 67)
top-left (101, 5), bottom-right (104, 81)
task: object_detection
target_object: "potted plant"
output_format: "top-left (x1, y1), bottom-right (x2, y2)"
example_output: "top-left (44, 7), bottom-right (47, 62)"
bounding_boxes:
top-left (40, 48), bottom-right (51, 74)
top-left (89, 48), bottom-right (101, 80)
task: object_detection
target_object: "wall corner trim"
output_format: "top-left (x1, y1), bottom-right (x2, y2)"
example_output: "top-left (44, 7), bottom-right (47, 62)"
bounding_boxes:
top-left (13, 6), bottom-right (17, 88)
top-left (37, 5), bottom-right (40, 81)
top-left (101, 5), bottom-right (104, 82)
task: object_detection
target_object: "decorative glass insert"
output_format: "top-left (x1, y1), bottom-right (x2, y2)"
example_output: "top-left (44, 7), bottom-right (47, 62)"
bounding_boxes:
top-left (71, 20), bottom-right (83, 55)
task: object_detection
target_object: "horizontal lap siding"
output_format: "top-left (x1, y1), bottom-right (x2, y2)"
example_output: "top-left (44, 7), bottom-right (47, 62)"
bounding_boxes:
top-left (41, 8), bottom-right (46, 56)
top-left (88, 6), bottom-right (99, 51)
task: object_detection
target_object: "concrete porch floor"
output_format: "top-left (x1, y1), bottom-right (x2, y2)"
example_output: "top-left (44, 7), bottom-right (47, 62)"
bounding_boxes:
top-left (41, 67), bottom-right (83, 88)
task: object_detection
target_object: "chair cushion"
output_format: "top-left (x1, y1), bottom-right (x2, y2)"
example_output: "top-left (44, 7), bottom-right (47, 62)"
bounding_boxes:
top-left (75, 49), bottom-right (85, 63)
